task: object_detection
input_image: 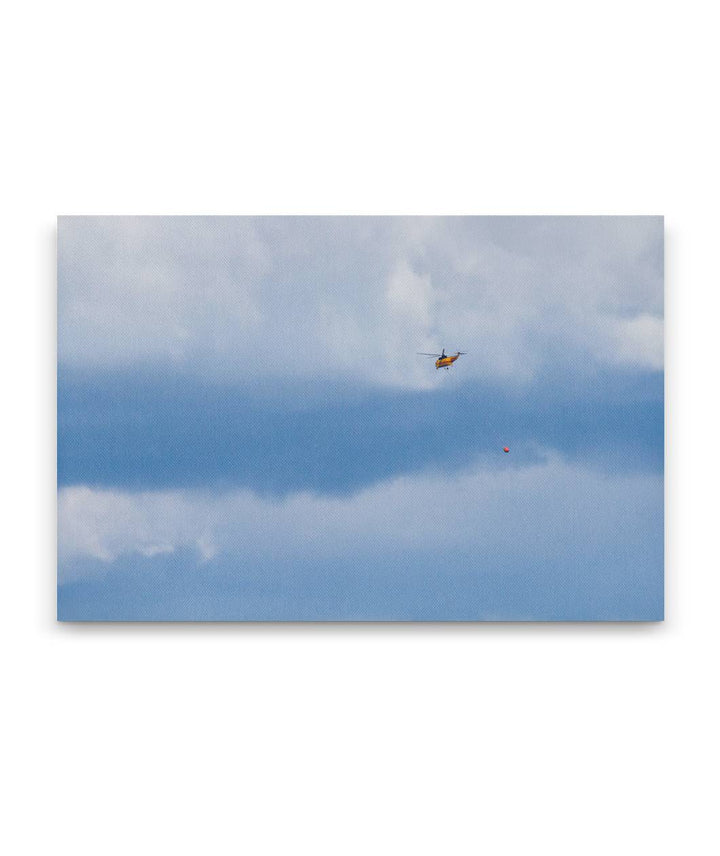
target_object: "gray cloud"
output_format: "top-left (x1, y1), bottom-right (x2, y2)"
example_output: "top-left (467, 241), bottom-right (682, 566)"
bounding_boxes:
top-left (58, 216), bottom-right (663, 389)
top-left (58, 453), bottom-right (662, 584)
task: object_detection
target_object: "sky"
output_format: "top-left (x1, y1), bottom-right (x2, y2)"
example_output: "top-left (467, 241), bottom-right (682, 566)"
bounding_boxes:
top-left (57, 216), bottom-right (664, 620)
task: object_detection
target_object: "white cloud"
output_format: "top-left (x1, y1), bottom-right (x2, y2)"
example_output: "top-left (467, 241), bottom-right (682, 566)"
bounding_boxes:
top-left (58, 216), bottom-right (266, 371)
top-left (58, 216), bottom-right (663, 388)
top-left (58, 454), bottom-right (662, 582)
top-left (600, 313), bottom-right (664, 370)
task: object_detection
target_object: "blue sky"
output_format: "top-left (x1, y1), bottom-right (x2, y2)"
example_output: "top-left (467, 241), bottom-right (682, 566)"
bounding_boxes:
top-left (57, 216), bottom-right (663, 620)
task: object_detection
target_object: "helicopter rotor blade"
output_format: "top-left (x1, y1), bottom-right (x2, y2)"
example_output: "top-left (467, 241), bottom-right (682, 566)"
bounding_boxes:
top-left (417, 352), bottom-right (442, 357)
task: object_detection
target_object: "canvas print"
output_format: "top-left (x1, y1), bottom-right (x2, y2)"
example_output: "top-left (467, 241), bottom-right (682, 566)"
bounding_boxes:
top-left (57, 216), bottom-right (664, 621)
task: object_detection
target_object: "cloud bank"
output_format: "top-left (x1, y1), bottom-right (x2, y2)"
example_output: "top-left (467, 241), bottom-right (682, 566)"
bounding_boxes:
top-left (58, 216), bottom-right (663, 389)
top-left (59, 453), bottom-right (662, 580)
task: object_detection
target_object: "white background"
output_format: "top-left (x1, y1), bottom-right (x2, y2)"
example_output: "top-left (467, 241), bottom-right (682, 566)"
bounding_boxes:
top-left (2, 1), bottom-right (718, 854)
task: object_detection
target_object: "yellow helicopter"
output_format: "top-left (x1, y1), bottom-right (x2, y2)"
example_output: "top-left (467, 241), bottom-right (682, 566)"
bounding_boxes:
top-left (417, 348), bottom-right (467, 370)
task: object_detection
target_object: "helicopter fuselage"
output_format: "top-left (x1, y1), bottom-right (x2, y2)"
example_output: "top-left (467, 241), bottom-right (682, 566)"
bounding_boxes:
top-left (436, 354), bottom-right (460, 369)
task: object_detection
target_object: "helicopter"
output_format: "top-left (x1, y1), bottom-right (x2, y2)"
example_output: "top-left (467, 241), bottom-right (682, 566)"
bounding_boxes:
top-left (417, 348), bottom-right (467, 370)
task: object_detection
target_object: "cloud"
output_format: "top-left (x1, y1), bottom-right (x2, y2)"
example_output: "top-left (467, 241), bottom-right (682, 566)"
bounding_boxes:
top-left (58, 216), bottom-right (266, 371)
top-left (601, 313), bottom-right (664, 370)
top-left (58, 216), bottom-right (663, 389)
top-left (58, 453), bottom-right (663, 584)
